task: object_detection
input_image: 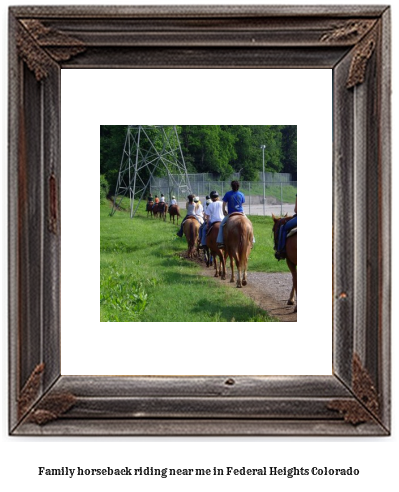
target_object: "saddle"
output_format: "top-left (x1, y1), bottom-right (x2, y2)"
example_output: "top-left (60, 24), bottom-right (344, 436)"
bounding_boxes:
top-left (228, 212), bottom-right (244, 218)
top-left (287, 227), bottom-right (297, 238)
top-left (206, 221), bottom-right (221, 236)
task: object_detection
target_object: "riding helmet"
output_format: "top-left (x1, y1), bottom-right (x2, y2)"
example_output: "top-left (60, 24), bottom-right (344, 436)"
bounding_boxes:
top-left (206, 195), bottom-right (210, 200)
top-left (210, 191), bottom-right (219, 199)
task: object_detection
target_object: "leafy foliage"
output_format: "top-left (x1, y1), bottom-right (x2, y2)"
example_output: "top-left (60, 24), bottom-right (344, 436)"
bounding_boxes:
top-left (100, 269), bottom-right (148, 322)
top-left (100, 174), bottom-right (109, 202)
top-left (100, 125), bottom-right (297, 185)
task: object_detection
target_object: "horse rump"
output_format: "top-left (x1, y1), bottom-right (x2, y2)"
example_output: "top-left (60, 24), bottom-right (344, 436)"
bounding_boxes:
top-left (224, 215), bottom-right (253, 287)
top-left (183, 217), bottom-right (200, 258)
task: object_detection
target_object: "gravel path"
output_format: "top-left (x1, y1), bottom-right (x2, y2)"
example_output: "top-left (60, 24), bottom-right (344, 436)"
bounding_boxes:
top-left (195, 256), bottom-right (297, 322)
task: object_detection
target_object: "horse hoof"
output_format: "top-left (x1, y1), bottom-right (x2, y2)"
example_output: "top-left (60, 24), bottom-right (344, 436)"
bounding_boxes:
top-left (242, 280), bottom-right (247, 286)
top-left (236, 284), bottom-right (242, 288)
top-left (294, 306), bottom-right (297, 313)
top-left (287, 300), bottom-right (295, 306)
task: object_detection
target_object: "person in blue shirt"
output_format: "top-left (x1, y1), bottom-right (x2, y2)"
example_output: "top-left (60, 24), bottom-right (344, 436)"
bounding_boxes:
top-left (216, 180), bottom-right (245, 248)
top-left (275, 194), bottom-right (297, 260)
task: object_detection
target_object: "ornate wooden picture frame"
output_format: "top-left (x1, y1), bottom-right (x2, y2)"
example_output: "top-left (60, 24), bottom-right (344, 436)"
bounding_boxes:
top-left (9, 5), bottom-right (391, 435)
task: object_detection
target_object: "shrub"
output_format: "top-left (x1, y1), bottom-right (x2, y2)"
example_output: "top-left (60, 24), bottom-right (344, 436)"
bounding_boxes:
top-left (100, 174), bottom-right (109, 202)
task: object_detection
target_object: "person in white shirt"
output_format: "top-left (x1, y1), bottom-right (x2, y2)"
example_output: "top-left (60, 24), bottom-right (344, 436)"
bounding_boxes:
top-left (194, 196), bottom-right (204, 224)
top-left (159, 194), bottom-right (165, 203)
top-left (176, 194), bottom-right (201, 237)
top-left (200, 191), bottom-right (223, 246)
top-left (170, 195), bottom-right (177, 206)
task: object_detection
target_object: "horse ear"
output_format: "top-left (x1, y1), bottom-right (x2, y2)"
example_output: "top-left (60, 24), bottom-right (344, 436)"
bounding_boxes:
top-left (272, 213), bottom-right (277, 222)
top-left (284, 213), bottom-right (288, 217)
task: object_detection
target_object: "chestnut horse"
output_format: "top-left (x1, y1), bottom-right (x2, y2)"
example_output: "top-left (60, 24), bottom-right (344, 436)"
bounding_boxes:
top-left (272, 214), bottom-right (297, 312)
top-left (205, 222), bottom-right (226, 279)
top-left (223, 214), bottom-right (253, 288)
top-left (146, 201), bottom-right (154, 218)
top-left (152, 203), bottom-right (159, 218)
top-left (183, 217), bottom-right (200, 258)
top-left (158, 202), bottom-right (168, 221)
top-left (168, 204), bottom-right (181, 224)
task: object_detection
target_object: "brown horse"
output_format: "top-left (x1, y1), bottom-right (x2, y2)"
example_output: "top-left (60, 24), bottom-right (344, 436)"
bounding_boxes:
top-left (152, 203), bottom-right (159, 218)
top-left (168, 204), bottom-right (181, 224)
top-left (205, 222), bottom-right (226, 279)
top-left (272, 214), bottom-right (297, 312)
top-left (158, 202), bottom-right (168, 221)
top-left (146, 201), bottom-right (154, 218)
top-left (223, 214), bottom-right (253, 288)
top-left (183, 217), bottom-right (200, 258)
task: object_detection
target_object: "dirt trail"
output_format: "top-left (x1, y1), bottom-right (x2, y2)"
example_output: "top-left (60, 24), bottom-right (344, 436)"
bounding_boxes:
top-left (192, 255), bottom-right (297, 322)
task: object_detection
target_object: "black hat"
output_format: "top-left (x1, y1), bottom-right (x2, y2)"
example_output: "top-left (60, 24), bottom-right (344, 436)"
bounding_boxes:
top-left (206, 195), bottom-right (210, 200)
top-left (210, 191), bottom-right (219, 199)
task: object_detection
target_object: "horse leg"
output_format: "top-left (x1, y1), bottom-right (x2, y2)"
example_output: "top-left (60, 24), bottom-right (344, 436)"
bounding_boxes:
top-left (235, 257), bottom-right (242, 288)
top-left (286, 258), bottom-right (297, 311)
top-left (229, 254), bottom-right (235, 283)
top-left (241, 243), bottom-right (251, 287)
top-left (219, 251), bottom-right (226, 280)
top-left (214, 253), bottom-right (219, 277)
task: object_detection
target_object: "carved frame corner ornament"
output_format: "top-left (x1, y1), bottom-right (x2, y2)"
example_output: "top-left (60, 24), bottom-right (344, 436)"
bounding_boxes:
top-left (17, 19), bottom-right (85, 81)
top-left (346, 27), bottom-right (379, 88)
top-left (8, 5), bottom-right (391, 436)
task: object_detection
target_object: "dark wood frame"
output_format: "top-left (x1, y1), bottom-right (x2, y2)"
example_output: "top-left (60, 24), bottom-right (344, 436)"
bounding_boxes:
top-left (9, 5), bottom-right (391, 436)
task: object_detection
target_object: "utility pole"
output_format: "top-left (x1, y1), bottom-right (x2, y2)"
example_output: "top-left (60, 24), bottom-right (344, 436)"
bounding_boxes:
top-left (260, 144), bottom-right (266, 216)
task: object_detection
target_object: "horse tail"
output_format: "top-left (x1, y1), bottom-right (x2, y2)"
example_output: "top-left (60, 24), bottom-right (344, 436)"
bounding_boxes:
top-left (238, 219), bottom-right (252, 270)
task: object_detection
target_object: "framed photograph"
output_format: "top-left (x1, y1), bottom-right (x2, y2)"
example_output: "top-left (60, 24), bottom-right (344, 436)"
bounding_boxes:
top-left (9, 5), bottom-right (390, 435)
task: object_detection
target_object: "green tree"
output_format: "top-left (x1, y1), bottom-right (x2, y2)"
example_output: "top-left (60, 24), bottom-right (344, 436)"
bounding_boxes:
top-left (281, 125), bottom-right (297, 174)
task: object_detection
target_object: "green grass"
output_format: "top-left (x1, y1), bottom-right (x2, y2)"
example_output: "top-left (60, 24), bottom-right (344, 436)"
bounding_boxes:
top-left (101, 200), bottom-right (288, 322)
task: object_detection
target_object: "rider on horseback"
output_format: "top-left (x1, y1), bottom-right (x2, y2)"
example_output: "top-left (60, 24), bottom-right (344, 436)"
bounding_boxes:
top-left (216, 180), bottom-right (245, 249)
top-left (275, 194), bottom-right (297, 260)
top-left (194, 196), bottom-right (204, 224)
top-left (176, 194), bottom-right (202, 237)
top-left (200, 191), bottom-right (224, 247)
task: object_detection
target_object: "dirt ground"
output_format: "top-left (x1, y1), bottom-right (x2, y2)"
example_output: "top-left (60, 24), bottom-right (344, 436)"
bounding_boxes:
top-left (190, 254), bottom-right (297, 322)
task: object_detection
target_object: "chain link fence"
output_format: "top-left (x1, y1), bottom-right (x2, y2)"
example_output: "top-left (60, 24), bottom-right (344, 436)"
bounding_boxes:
top-left (150, 174), bottom-right (297, 216)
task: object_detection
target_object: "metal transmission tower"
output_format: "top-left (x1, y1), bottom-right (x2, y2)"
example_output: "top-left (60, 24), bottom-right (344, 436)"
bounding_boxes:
top-left (111, 125), bottom-right (192, 218)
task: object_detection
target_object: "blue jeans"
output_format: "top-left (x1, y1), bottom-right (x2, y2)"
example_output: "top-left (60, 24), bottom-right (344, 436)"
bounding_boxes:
top-left (216, 216), bottom-right (228, 244)
top-left (278, 215), bottom-right (297, 252)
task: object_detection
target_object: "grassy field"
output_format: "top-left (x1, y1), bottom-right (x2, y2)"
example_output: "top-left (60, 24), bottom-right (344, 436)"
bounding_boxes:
top-left (100, 199), bottom-right (289, 322)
